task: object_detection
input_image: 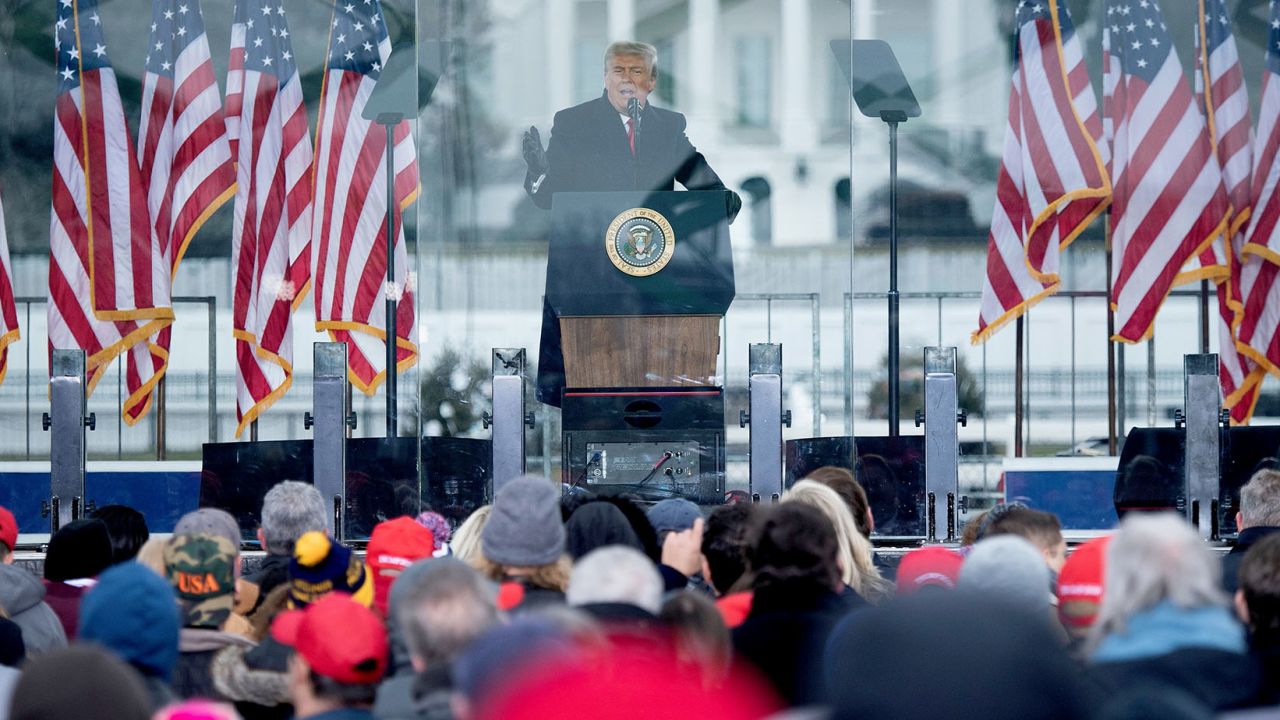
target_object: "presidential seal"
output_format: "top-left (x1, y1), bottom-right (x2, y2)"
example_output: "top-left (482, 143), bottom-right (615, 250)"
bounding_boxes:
top-left (605, 208), bottom-right (676, 277)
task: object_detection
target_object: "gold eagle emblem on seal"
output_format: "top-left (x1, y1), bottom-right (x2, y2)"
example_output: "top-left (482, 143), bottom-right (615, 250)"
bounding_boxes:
top-left (605, 208), bottom-right (676, 277)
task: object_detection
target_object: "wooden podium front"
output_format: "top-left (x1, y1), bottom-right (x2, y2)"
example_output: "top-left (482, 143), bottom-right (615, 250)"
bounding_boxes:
top-left (560, 315), bottom-right (720, 388)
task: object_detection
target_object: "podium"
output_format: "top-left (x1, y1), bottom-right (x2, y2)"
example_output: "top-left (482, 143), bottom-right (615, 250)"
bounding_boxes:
top-left (547, 191), bottom-right (734, 503)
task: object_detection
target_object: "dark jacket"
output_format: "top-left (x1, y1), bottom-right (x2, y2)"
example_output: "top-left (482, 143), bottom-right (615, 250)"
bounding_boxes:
top-left (527, 92), bottom-right (732, 210)
top-left (1090, 603), bottom-right (1260, 711)
top-left (172, 627), bottom-right (256, 701)
top-left (300, 709), bottom-right (377, 720)
top-left (0, 564), bottom-right (67, 657)
top-left (1223, 526), bottom-right (1280, 594)
top-left (1251, 642), bottom-right (1280, 705)
top-left (373, 664), bottom-right (453, 720)
top-left (498, 579), bottom-right (566, 614)
top-left (237, 552), bottom-right (291, 616)
top-left (731, 579), bottom-right (858, 706)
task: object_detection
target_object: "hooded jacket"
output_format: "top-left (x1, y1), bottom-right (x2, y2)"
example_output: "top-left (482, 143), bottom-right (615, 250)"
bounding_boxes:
top-left (172, 627), bottom-right (256, 701)
top-left (0, 564), bottom-right (67, 657)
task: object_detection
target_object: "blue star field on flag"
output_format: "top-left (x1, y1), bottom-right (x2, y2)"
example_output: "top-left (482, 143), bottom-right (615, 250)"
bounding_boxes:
top-left (1106, 0), bottom-right (1173, 83)
top-left (55, 0), bottom-right (111, 93)
top-left (328, 0), bottom-right (388, 78)
top-left (145, 0), bottom-right (211, 77)
top-left (240, 0), bottom-right (298, 83)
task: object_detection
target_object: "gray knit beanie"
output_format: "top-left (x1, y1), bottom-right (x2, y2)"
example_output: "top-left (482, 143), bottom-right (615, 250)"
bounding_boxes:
top-left (481, 475), bottom-right (565, 567)
top-left (958, 535), bottom-right (1051, 614)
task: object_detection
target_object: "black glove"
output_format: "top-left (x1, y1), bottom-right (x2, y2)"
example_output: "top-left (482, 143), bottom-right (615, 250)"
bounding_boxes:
top-left (725, 189), bottom-right (743, 225)
top-left (522, 126), bottom-right (548, 178)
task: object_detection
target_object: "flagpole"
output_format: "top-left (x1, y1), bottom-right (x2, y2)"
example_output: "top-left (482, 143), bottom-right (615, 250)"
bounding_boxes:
top-left (1199, 280), bottom-right (1211, 353)
top-left (1014, 316), bottom-right (1024, 457)
top-left (156, 376), bottom-right (167, 460)
top-left (1106, 212), bottom-right (1118, 455)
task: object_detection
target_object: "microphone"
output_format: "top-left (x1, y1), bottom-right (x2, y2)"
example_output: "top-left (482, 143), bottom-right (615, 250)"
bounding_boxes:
top-left (627, 97), bottom-right (641, 131)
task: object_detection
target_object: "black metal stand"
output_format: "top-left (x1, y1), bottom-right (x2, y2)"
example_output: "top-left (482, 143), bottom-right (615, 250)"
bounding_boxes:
top-left (379, 120), bottom-right (398, 439)
top-left (883, 111), bottom-right (907, 436)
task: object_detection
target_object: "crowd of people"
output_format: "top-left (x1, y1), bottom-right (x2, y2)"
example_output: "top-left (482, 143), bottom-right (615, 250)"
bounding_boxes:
top-left (1, 466), bottom-right (1279, 719)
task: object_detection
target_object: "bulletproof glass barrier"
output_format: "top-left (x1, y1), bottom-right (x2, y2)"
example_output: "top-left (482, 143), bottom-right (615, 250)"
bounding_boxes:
top-left (784, 435), bottom-right (926, 540)
top-left (1116, 426), bottom-right (1280, 538)
top-left (201, 436), bottom-right (489, 543)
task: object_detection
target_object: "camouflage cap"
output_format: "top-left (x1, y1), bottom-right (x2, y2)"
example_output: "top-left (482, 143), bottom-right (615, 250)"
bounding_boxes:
top-left (165, 532), bottom-right (236, 629)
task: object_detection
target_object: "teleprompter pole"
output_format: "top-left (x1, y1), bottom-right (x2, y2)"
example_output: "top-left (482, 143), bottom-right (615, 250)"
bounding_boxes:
top-left (384, 122), bottom-right (398, 439)
top-left (886, 115), bottom-right (903, 437)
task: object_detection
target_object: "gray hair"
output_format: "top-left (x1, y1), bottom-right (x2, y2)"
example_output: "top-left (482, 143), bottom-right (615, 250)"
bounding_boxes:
top-left (567, 545), bottom-right (663, 614)
top-left (395, 558), bottom-right (499, 669)
top-left (1240, 469), bottom-right (1280, 528)
top-left (259, 481), bottom-right (328, 555)
top-left (1087, 513), bottom-right (1226, 652)
top-left (604, 41), bottom-right (657, 76)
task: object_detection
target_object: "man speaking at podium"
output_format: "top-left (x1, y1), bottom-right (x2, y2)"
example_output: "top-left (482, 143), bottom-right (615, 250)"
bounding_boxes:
top-left (522, 40), bottom-right (741, 406)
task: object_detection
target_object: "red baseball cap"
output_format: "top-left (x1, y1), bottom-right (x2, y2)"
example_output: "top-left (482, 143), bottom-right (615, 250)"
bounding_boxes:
top-left (0, 506), bottom-right (17, 552)
top-left (271, 593), bottom-right (388, 685)
top-left (366, 517), bottom-right (435, 616)
top-left (1057, 535), bottom-right (1111, 629)
top-left (895, 546), bottom-right (964, 595)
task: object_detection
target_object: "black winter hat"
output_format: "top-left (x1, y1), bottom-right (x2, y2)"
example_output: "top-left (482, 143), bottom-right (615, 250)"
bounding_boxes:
top-left (43, 518), bottom-right (113, 582)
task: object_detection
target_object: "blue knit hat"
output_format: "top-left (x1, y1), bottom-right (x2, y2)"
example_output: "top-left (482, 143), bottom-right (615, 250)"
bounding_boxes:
top-left (78, 561), bottom-right (180, 681)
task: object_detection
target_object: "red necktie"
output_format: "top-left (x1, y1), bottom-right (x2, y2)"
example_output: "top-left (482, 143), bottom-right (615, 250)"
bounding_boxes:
top-left (627, 118), bottom-right (635, 156)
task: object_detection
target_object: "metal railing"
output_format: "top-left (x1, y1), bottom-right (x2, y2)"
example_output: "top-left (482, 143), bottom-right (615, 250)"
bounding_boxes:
top-left (0, 287), bottom-right (1218, 468)
top-left (6, 296), bottom-right (216, 459)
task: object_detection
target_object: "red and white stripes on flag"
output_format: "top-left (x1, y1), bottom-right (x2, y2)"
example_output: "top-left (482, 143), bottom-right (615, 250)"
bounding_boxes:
top-left (311, 0), bottom-right (418, 393)
top-left (227, 0), bottom-right (312, 437)
top-left (131, 0), bottom-right (235, 424)
top-left (973, 0), bottom-right (1110, 343)
top-left (1104, 0), bottom-right (1229, 344)
top-left (1239, 0), bottom-right (1280, 397)
top-left (0, 193), bottom-right (18, 387)
top-left (1194, 0), bottom-right (1260, 424)
top-left (48, 0), bottom-right (174, 406)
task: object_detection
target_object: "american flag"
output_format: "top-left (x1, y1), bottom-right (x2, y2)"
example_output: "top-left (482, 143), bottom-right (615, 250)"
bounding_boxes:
top-left (973, 0), bottom-right (1110, 343)
top-left (1104, 0), bottom-right (1230, 344)
top-left (227, 0), bottom-right (312, 436)
top-left (311, 0), bottom-right (418, 394)
top-left (48, 0), bottom-right (174, 405)
top-left (1240, 0), bottom-right (1280, 398)
top-left (129, 0), bottom-right (236, 424)
top-left (1194, 0), bottom-right (1261, 423)
top-left (0, 193), bottom-right (17, 387)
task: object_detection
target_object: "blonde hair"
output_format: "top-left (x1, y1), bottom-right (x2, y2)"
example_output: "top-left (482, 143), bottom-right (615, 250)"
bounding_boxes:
top-left (473, 553), bottom-right (572, 593)
top-left (135, 536), bottom-right (170, 577)
top-left (781, 480), bottom-right (884, 597)
top-left (451, 505), bottom-right (492, 568)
